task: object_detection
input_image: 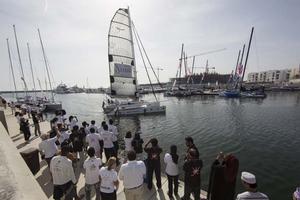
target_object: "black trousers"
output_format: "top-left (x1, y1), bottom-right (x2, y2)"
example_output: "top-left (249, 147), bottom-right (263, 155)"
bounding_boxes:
top-left (104, 147), bottom-right (115, 160)
top-left (167, 174), bottom-right (179, 196)
top-left (100, 191), bottom-right (116, 200)
top-left (183, 184), bottom-right (201, 200)
top-left (147, 161), bottom-right (161, 189)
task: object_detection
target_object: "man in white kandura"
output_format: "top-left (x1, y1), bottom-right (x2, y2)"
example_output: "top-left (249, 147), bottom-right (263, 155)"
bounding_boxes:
top-left (236, 171), bottom-right (269, 200)
top-left (119, 150), bottom-right (146, 200)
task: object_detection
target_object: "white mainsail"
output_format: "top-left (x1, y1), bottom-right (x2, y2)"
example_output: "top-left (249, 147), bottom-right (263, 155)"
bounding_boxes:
top-left (108, 8), bottom-right (137, 97)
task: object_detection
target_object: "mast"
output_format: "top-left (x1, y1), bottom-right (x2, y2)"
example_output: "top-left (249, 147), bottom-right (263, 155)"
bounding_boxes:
top-left (38, 28), bottom-right (54, 102)
top-left (241, 27), bottom-right (254, 83)
top-left (27, 43), bottom-right (37, 99)
top-left (178, 44), bottom-right (184, 87)
top-left (6, 38), bottom-right (18, 98)
top-left (13, 25), bottom-right (28, 95)
top-left (234, 44), bottom-right (245, 89)
top-left (127, 7), bottom-right (138, 97)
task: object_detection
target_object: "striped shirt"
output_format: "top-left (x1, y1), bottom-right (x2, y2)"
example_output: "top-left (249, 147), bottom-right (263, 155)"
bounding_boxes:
top-left (236, 191), bottom-right (269, 200)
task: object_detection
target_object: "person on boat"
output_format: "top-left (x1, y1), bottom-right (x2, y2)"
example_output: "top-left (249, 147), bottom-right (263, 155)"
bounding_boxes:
top-left (50, 143), bottom-right (83, 200)
top-left (185, 136), bottom-right (199, 160)
top-left (99, 157), bottom-right (119, 200)
top-left (236, 172), bottom-right (269, 200)
top-left (181, 149), bottom-right (203, 200)
top-left (131, 132), bottom-right (144, 160)
top-left (144, 138), bottom-right (162, 190)
top-left (108, 119), bottom-right (119, 163)
top-left (101, 124), bottom-right (115, 161)
top-left (86, 128), bottom-right (103, 158)
top-left (118, 150), bottom-right (146, 200)
top-left (32, 112), bottom-right (42, 136)
top-left (207, 152), bottom-right (239, 200)
top-left (83, 147), bottom-right (102, 200)
top-left (20, 117), bottom-right (31, 143)
top-left (164, 145), bottom-right (179, 198)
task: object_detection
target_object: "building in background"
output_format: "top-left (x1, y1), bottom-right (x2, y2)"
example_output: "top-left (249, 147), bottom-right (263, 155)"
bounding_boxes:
top-left (247, 67), bottom-right (300, 83)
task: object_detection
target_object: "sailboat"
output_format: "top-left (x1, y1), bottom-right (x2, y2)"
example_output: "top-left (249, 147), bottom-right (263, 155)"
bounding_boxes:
top-left (102, 8), bottom-right (166, 117)
top-left (38, 29), bottom-right (62, 111)
top-left (219, 27), bottom-right (266, 98)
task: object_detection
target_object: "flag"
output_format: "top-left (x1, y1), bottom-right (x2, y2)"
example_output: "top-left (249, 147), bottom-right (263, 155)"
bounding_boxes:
top-left (237, 64), bottom-right (243, 76)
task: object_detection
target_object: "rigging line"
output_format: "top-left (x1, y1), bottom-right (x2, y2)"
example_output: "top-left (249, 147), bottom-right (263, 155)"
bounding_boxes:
top-left (132, 22), bottom-right (162, 88)
top-left (253, 30), bottom-right (260, 72)
top-left (132, 22), bottom-right (158, 102)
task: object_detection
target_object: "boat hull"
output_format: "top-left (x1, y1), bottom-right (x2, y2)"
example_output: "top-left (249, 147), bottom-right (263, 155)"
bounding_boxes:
top-left (43, 102), bottom-right (62, 111)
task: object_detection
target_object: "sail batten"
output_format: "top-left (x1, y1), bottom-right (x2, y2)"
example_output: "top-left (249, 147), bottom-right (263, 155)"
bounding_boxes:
top-left (108, 8), bottom-right (137, 97)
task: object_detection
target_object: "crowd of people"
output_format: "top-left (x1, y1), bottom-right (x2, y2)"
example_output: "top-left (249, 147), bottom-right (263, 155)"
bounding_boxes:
top-left (0, 99), bottom-right (297, 200)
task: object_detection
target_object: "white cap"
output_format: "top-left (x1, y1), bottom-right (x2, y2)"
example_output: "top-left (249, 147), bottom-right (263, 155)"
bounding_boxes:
top-left (241, 171), bottom-right (256, 184)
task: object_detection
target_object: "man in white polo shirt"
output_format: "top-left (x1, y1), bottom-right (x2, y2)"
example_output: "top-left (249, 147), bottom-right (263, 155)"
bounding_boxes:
top-left (236, 171), bottom-right (269, 200)
top-left (83, 147), bottom-right (102, 200)
top-left (50, 144), bottom-right (82, 200)
top-left (39, 132), bottom-right (60, 167)
top-left (86, 128), bottom-right (103, 158)
top-left (119, 150), bottom-right (146, 200)
top-left (101, 124), bottom-right (115, 160)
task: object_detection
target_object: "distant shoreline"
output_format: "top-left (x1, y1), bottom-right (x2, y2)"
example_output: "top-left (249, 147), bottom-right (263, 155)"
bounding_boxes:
top-left (0, 90), bottom-right (52, 94)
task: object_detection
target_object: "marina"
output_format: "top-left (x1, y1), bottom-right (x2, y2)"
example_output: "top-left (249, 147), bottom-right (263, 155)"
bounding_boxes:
top-left (1, 91), bottom-right (300, 199)
top-left (1, 1), bottom-right (300, 200)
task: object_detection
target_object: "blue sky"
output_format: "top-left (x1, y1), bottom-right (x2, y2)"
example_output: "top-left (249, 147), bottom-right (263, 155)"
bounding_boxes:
top-left (0, 0), bottom-right (299, 91)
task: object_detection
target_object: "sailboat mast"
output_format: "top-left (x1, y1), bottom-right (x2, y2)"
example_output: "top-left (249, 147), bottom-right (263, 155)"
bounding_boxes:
top-left (6, 38), bottom-right (18, 98)
top-left (178, 44), bottom-right (184, 87)
top-left (241, 27), bottom-right (254, 82)
top-left (13, 25), bottom-right (28, 95)
top-left (38, 29), bottom-right (54, 102)
top-left (27, 43), bottom-right (37, 98)
top-left (127, 7), bottom-right (138, 96)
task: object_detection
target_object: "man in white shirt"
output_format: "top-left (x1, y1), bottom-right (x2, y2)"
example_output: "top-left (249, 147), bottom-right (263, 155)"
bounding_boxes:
top-left (39, 133), bottom-right (59, 167)
top-left (236, 172), bottom-right (269, 200)
top-left (89, 120), bottom-right (98, 133)
top-left (101, 124), bottom-right (115, 161)
top-left (108, 119), bottom-right (119, 153)
top-left (119, 150), bottom-right (146, 200)
top-left (86, 128), bottom-right (103, 158)
top-left (83, 147), bottom-right (102, 200)
top-left (50, 144), bottom-right (81, 200)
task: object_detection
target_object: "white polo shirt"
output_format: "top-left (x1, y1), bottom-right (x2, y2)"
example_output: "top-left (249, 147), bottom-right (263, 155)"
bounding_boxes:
top-left (86, 133), bottom-right (102, 152)
top-left (38, 137), bottom-right (58, 158)
top-left (118, 160), bottom-right (146, 189)
top-left (50, 155), bottom-right (76, 185)
top-left (108, 124), bottom-right (118, 142)
top-left (99, 167), bottom-right (118, 193)
top-left (101, 130), bottom-right (114, 149)
top-left (58, 130), bottom-right (71, 144)
top-left (236, 191), bottom-right (269, 200)
top-left (164, 153), bottom-right (179, 176)
top-left (83, 157), bottom-right (102, 185)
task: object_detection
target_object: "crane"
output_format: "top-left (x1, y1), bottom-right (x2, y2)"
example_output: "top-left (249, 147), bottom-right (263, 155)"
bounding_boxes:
top-left (179, 48), bottom-right (226, 60)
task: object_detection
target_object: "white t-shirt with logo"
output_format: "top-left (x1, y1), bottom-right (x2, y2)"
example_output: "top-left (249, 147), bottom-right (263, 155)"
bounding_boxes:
top-left (83, 157), bottom-right (102, 185)
top-left (101, 131), bottom-right (114, 149)
top-left (86, 133), bottom-right (102, 152)
top-left (99, 167), bottom-right (118, 193)
top-left (38, 137), bottom-right (58, 158)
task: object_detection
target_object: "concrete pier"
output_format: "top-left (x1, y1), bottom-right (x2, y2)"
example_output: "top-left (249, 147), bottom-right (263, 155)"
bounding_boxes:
top-left (0, 107), bottom-right (207, 200)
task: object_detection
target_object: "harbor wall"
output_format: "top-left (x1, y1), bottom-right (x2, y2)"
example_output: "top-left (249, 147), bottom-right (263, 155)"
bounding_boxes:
top-left (0, 114), bottom-right (47, 200)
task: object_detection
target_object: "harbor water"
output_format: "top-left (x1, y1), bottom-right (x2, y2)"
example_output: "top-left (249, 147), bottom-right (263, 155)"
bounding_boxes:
top-left (2, 91), bottom-right (300, 199)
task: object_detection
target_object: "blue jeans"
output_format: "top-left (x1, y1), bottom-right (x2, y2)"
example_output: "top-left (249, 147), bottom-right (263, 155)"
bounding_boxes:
top-left (85, 182), bottom-right (100, 200)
